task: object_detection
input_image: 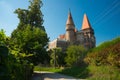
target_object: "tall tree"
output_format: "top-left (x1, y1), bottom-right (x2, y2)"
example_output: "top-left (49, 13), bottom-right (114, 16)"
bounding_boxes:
top-left (28, 0), bottom-right (45, 30)
top-left (11, 0), bottom-right (48, 65)
top-left (14, 0), bottom-right (45, 31)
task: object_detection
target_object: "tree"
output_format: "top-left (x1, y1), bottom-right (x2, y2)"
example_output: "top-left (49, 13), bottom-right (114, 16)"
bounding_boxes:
top-left (65, 45), bottom-right (86, 66)
top-left (10, 0), bottom-right (48, 65)
top-left (0, 29), bottom-right (9, 46)
top-left (14, 0), bottom-right (45, 31)
top-left (50, 48), bottom-right (66, 67)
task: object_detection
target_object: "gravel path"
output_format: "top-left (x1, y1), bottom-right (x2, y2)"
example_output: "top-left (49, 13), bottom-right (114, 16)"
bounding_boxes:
top-left (32, 71), bottom-right (84, 80)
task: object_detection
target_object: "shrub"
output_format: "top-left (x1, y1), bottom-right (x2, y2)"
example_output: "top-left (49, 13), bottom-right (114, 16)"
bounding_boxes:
top-left (0, 46), bottom-right (33, 80)
top-left (85, 37), bottom-right (120, 67)
top-left (65, 45), bottom-right (86, 66)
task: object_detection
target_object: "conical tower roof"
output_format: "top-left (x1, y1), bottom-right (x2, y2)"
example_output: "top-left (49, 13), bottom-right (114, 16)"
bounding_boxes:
top-left (81, 14), bottom-right (92, 30)
top-left (66, 10), bottom-right (75, 25)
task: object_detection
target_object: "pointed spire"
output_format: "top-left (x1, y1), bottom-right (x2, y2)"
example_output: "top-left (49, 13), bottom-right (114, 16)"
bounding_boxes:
top-left (81, 14), bottom-right (92, 30)
top-left (66, 9), bottom-right (74, 25)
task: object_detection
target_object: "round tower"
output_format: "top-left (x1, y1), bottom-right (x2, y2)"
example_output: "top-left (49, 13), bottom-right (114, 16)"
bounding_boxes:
top-left (65, 10), bottom-right (76, 43)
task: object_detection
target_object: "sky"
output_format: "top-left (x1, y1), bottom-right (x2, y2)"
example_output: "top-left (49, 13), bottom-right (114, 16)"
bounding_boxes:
top-left (0, 0), bottom-right (120, 46)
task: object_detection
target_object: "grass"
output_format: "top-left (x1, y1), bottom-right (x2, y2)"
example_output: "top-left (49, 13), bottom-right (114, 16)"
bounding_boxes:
top-left (88, 65), bottom-right (120, 80)
top-left (58, 66), bottom-right (89, 78)
top-left (34, 66), bottom-right (61, 72)
top-left (34, 65), bottom-right (120, 80)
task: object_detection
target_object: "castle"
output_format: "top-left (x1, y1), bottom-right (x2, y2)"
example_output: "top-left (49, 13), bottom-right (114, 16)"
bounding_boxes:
top-left (49, 11), bottom-right (96, 51)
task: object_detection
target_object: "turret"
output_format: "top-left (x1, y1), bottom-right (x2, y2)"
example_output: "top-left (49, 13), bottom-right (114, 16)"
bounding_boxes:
top-left (81, 13), bottom-right (96, 48)
top-left (65, 10), bottom-right (76, 42)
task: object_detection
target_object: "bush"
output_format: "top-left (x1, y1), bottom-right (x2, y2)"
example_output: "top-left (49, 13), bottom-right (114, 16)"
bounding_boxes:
top-left (85, 37), bottom-right (120, 67)
top-left (0, 46), bottom-right (9, 79)
top-left (88, 65), bottom-right (120, 80)
top-left (65, 45), bottom-right (86, 66)
top-left (0, 46), bottom-right (33, 80)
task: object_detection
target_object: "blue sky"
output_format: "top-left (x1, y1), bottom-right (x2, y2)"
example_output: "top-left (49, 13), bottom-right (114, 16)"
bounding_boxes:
top-left (0, 0), bottom-right (120, 45)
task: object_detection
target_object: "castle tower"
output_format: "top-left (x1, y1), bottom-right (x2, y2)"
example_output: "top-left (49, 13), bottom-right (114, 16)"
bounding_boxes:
top-left (49, 12), bottom-right (96, 51)
top-left (81, 14), bottom-right (96, 48)
top-left (65, 10), bottom-right (76, 43)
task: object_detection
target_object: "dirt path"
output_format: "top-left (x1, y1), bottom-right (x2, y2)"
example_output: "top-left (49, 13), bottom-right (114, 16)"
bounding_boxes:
top-left (32, 71), bottom-right (83, 80)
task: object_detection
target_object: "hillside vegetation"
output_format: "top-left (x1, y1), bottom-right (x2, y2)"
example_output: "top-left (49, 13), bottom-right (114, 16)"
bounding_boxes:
top-left (83, 37), bottom-right (120, 79)
top-left (85, 37), bottom-right (120, 67)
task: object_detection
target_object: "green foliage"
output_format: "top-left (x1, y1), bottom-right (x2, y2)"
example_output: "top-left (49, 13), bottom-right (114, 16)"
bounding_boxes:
top-left (50, 48), bottom-right (66, 67)
top-left (0, 46), bottom-right (9, 79)
top-left (0, 45), bottom-right (33, 80)
top-left (65, 45), bottom-right (86, 66)
top-left (0, 29), bottom-right (6, 41)
top-left (0, 29), bottom-right (9, 46)
top-left (15, 0), bottom-right (45, 31)
top-left (11, 25), bottom-right (48, 65)
top-left (11, 0), bottom-right (49, 65)
top-left (85, 37), bottom-right (120, 67)
top-left (91, 37), bottom-right (120, 52)
top-left (1, 0), bottom-right (48, 79)
top-left (88, 65), bottom-right (120, 80)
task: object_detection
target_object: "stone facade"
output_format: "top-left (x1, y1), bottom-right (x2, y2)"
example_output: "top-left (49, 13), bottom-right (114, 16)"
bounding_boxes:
top-left (49, 11), bottom-right (96, 51)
